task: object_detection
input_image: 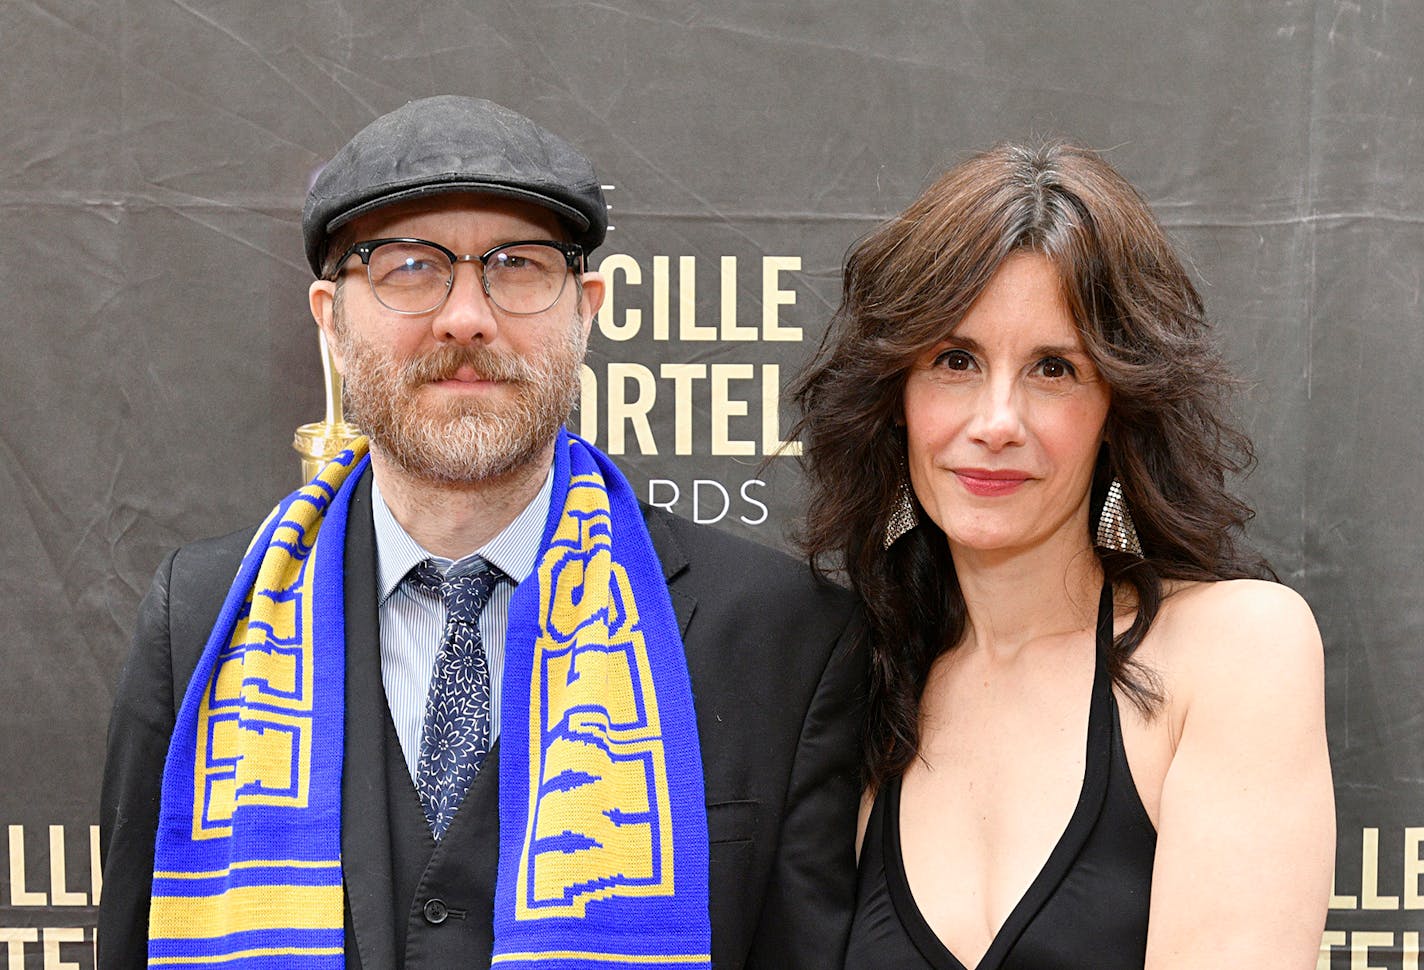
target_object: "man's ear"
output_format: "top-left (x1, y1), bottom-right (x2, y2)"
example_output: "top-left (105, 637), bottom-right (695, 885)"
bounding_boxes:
top-left (577, 271), bottom-right (605, 340)
top-left (309, 279), bottom-right (346, 374)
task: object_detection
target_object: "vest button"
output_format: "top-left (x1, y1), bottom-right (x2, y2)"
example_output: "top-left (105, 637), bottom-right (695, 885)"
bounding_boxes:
top-left (422, 898), bottom-right (449, 925)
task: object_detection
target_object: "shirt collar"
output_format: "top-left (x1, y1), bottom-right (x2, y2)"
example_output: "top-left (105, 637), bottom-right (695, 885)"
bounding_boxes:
top-left (371, 468), bottom-right (554, 606)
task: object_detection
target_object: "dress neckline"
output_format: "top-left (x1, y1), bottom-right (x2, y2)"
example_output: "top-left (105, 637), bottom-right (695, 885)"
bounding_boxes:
top-left (881, 580), bottom-right (1116, 970)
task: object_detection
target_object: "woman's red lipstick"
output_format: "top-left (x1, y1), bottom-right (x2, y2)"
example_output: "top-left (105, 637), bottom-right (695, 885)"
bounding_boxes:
top-left (953, 468), bottom-right (1030, 497)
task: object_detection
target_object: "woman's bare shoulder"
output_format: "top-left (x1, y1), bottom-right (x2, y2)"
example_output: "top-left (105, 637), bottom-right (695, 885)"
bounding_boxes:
top-left (1157, 578), bottom-right (1318, 642)
top-left (1148, 578), bottom-right (1323, 707)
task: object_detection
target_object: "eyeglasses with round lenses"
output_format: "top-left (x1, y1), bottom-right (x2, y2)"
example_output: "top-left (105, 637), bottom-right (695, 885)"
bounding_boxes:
top-left (329, 237), bottom-right (585, 316)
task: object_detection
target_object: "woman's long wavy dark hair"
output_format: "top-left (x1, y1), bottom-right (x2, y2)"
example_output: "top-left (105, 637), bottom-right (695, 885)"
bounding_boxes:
top-left (791, 140), bottom-right (1274, 789)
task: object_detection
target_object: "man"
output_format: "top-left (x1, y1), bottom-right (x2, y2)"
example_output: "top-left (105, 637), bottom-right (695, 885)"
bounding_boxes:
top-left (100, 96), bottom-right (863, 969)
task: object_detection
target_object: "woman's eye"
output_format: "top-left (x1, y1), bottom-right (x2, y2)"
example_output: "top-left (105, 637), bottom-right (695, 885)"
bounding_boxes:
top-left (1036, 356), bottom-right (1075, 379)
top-left (934, 349), bottom-right (975, 371)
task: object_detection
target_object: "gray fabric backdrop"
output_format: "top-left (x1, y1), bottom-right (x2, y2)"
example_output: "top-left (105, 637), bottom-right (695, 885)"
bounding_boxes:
top-left (1, 2), bottom-right (1419, 966)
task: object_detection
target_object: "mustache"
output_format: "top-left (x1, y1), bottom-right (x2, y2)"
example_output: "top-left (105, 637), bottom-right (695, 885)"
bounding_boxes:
top-left (398, 344), bottom-right (540, 385)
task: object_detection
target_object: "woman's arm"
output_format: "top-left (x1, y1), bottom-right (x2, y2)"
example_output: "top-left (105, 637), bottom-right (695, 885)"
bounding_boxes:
top-left (1144, 579), bottom-right (1334, 969)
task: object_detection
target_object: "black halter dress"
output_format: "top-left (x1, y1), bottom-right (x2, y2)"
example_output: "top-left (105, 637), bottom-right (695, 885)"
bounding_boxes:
top-left (844, 583), bottom-right (1158, 970)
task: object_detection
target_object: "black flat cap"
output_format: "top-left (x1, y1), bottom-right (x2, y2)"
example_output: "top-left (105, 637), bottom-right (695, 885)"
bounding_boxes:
top-left (302, 95), bottom-right (607, 277)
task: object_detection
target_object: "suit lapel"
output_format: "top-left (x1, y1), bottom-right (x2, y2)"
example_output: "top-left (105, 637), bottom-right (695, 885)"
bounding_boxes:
top-left (641, 506), bottom-right (697, 636)
top-left (340, 472), bottom-right (399, 970)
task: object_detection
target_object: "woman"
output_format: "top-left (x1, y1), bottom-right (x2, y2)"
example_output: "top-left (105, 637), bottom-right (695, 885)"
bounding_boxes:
top-left (793, 142), bottom-right (1334, 969)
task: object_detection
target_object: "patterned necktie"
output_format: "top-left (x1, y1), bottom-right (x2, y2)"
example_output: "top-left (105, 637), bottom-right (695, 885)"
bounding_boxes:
top-left (407, 557), bottom-right (505, 839)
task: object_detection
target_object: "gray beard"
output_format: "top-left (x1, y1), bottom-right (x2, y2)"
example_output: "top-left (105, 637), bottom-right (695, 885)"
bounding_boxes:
top-left (335, 312), bottom-right (586, 487)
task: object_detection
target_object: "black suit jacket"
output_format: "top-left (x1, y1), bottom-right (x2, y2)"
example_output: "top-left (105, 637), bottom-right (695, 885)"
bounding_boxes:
top-left (100, 474), bottom-right (866, 968)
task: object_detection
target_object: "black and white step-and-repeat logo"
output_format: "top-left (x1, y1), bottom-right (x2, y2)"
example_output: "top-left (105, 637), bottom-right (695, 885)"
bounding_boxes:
top-left (580, 248), bottom-right (810, 529)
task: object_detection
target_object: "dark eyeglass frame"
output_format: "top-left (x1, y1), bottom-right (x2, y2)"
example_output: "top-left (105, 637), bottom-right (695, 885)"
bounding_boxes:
top-left (327, 237), bottom-right (586, 316)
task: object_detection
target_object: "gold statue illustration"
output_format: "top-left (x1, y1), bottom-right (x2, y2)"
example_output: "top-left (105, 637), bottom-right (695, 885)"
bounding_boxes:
top-left (293, 330), bottom-right (362, 482)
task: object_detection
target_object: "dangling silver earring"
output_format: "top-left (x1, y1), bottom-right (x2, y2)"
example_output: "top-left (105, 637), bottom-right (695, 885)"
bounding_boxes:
top-left (1096, 478), bottom-right (1143, 556)
top-left (884, 463), bottom-right (919, 549)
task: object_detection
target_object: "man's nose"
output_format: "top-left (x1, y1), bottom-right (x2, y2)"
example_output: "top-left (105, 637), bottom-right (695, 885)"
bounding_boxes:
top-left (431, 261), bottom-right (499, 344)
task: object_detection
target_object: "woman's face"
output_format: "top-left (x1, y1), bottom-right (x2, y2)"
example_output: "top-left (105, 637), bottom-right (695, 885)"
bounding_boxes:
top-left (902, 252), bottom-right (1111, 560)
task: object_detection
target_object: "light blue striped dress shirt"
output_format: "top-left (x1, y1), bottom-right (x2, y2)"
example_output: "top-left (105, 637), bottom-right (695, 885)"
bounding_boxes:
top-left (370, 472), bottom-right (553, 784)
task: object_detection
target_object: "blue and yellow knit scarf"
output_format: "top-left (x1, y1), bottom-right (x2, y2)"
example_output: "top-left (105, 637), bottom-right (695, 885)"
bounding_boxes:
top-left (149, 430), bottom-right (711, 969)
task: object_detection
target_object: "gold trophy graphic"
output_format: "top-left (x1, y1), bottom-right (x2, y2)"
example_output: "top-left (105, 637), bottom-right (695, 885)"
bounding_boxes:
top-left (293, 330), bottom-right (362, 481)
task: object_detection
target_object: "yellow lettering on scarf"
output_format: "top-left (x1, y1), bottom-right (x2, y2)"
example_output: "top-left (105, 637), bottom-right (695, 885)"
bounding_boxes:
top-left (517, 475), bottom-right (675, 919)
top-left (189, 479), bottom-right (335, 840)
